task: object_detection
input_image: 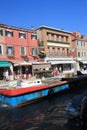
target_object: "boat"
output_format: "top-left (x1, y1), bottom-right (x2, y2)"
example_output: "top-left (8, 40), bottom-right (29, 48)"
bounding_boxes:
top-left (0, 77), bottom-right (69, 107)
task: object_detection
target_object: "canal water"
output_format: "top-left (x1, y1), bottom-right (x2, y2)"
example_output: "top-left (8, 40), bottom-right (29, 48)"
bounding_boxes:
top-left (0, 86), bottom-right (87, 130)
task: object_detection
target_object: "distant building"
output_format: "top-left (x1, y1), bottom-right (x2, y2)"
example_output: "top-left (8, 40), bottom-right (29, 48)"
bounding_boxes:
top-left (71, 32), bottom-right (87, 70)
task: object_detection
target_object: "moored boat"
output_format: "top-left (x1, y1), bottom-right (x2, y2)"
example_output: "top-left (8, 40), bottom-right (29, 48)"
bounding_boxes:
top-left (0, 77), bottom-right (69, 107)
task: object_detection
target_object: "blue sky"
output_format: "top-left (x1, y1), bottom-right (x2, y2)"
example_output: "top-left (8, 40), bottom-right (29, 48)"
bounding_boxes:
top-left (0, 0), bottom-right (87, 35)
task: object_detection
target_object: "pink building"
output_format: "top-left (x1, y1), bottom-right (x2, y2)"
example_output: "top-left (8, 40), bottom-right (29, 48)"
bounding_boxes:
top-left (0, 24), bottom-right (38, 78)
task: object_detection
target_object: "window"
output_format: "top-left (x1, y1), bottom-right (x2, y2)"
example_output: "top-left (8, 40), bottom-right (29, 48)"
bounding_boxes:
top-left (0, 45), bottom-right (3, 54)
top-left (0, 29), bottom-right (3, 36)
top-left (6, 46), bottom-right (14, 56)
top-left (62, 48), bottom-right (65, 56)
top-left (46, 33), bottom-right (49, 40)
top-left (58, 48), bottom-right (60, 56)
top-left (66, 36), bottom-right (68, 42)
top-left (5, 30), bottom-right (13, 37)
top-left (61, 36), bottom-right (64, 42)
top-left (56, 35), bottom-right (59, 41)
top-left (51, 34), bottom-right (54, 40)
top-left (32, 48), bottom-right (38, 56)
top-left (83, 51), bottom-right (86, 57)
top-left (76, 40), bottom-right (78, 46)
top-left (52, 48), bottom-right (55, 57)
top-left (47, 47), bottom-right (50, 56)
top-left (78, 51), bottom-right (80, 57)
top-left (20, 46), bottom-right (26, 56)
top-left (31, 34), bottom-right (37, 40)
top-left (82, 52), bottom-right (83, 57)
top-left (19, 32), bottom-right (26, 39)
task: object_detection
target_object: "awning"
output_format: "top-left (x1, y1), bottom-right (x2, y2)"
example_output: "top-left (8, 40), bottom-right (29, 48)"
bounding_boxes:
top-left (80, 61), bottom-right (87, 64)
top-left (0, 61), bottom-right (11, 67)
top-left (48, 60), bottom-right (76, 65)
top-left (14, 61), bottom-right (32, 66)
top-left (32, 63), bottom-right (51, 70)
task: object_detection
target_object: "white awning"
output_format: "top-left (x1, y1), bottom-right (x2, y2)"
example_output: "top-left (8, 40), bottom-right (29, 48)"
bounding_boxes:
top-left (14, 61), bottom-right (32, 66)
top-left (49, 60), bottom-right (76, 65)
top-left (80, 61), bottom-right (87, 64)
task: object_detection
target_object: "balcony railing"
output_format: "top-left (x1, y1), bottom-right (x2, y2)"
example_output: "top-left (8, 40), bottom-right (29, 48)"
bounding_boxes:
top-left (47, 40), bottom-right (70, 45)
top-left (47, 53), bottom-right (71, 58)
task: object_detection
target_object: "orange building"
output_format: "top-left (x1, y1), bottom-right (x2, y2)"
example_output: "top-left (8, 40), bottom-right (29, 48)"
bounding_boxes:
top-left (37, 26), bottom-right (76, 75)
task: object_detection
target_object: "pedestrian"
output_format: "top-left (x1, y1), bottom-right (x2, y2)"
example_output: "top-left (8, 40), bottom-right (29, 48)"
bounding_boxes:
top-left (25, 68), bottom-right (29, 79)
top-left (59, 66), bottom-right (62, 73)
top-left (17, 74), bottom-right (22, 88)
top-left (5, 69), bottom-right (9, 81)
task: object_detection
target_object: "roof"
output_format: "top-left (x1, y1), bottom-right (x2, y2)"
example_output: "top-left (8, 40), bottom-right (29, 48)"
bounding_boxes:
top-left (37, 25), bottom-right (72, 34)
top-left (0, 23), bottom-right (31, 32)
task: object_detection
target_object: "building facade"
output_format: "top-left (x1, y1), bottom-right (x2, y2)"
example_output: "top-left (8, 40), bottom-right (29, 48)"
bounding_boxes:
top-left (0, 24), bottom-right (38, 79)
top-left (37, 26), bottom-right (75, 75)
top-left (71, 32), bottom-right (87, 71)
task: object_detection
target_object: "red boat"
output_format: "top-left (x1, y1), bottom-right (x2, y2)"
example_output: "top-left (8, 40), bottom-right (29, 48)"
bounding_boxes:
top-left (0, 77), bottom-right (69, 107)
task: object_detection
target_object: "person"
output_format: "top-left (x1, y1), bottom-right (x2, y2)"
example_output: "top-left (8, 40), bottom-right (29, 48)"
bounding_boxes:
top-left (25, 68), bottom-right (29, 79)
top-left (17, 69), bottom-right (20, 75)
top-left (55, 67), bottom-right (59, 76)
top-left (5, 69), bottom-right (9, 81)
top-left (59, 66), bottom-right (62, 73)
top-left (52, 67), bottom-right (59, 76)
top-left (17, 74), bottom-right (22, 87)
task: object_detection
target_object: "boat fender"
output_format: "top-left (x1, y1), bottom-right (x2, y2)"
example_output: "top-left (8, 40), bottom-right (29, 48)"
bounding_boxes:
top-left (48, 88), bottom-right (54, 96)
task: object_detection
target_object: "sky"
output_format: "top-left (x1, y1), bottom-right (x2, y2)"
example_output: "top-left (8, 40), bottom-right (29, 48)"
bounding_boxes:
top-left (0, 0), bottom-right (87, 35)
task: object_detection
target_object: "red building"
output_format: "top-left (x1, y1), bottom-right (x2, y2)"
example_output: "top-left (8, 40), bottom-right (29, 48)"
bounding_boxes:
top-left (0, 24), bottom-right (38, 79)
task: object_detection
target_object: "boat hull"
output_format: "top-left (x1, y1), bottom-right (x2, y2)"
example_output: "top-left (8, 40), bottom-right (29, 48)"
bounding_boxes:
top-left (0, 81), bottom-right (69, 107)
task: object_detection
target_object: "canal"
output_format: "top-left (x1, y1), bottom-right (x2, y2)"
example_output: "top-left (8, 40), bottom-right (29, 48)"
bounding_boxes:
top-left (0, 86), bottom-right (87, 130)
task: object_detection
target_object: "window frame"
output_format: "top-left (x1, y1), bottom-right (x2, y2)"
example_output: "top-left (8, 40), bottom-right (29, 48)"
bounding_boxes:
top-left (19, 32), bottom-right (26, 39)
top-left (0, 29), bottom-right (3, 36)
top-left (31, 34), bottom-right (37, 40)
top-left (32, 48), bottom-right (38, 56)
top-left (0, 44), bottom-right (3, 55)
top-left (20, 46), bottom-right (26, 56)
top-left (6, 45), bottom-right (14, 56)
top-left (5, 30), bottom-right (13, 37)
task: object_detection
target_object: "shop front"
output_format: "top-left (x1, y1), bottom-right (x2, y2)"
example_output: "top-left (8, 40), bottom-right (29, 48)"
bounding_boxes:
top-left (0, 61), bottom-right (12, 80)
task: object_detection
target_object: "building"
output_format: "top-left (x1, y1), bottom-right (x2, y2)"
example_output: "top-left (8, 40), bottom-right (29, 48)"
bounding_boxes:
top-left (72, 32), bottom-right (87, 71)
top-left (37, 26), bottom-right (76, 75)
top-left (0, 24), bottom-right (38, 79)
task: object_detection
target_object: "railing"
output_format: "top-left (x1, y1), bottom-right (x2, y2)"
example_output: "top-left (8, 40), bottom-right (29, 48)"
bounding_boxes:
top-left (47, 54), bottom-right (71, 58)
top-left (47, 40), bottom-right (70, 45)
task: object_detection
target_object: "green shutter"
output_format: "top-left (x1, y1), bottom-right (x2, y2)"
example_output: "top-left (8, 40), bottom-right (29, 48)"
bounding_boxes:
top-left (0, 30), bottom-right (3, 36)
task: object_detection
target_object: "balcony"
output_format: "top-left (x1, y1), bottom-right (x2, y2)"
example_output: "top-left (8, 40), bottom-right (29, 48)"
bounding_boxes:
top-left (47, 53), bottom-right (71, 58)
top-left (47, 40), bottom-right (70, 45)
